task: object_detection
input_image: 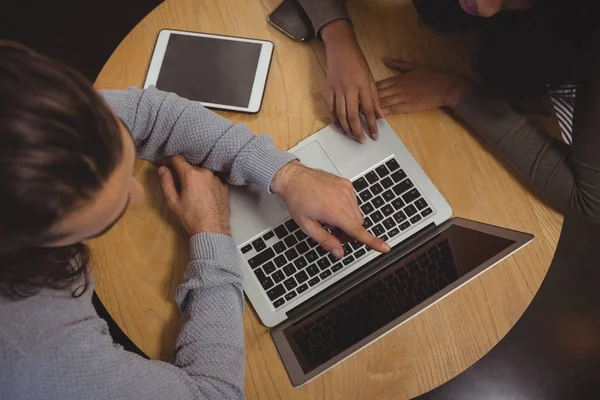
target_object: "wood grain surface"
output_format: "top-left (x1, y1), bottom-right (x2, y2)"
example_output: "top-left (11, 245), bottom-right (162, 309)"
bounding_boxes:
top-left (91, 0), bottom-right (563, 398)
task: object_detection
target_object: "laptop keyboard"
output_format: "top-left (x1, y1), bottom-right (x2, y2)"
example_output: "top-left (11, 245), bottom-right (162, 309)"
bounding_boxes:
top-left (290, 238), bottom-right (456, 368)
top-left (241, 157), bottom-right (435, 309)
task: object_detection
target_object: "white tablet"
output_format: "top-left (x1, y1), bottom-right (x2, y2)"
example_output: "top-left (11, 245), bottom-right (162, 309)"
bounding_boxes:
top-left (144, 30), bottom-right (274, 113)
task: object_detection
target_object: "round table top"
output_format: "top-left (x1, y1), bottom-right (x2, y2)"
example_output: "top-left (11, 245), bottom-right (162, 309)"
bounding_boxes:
top-left (91, 0), bottom-right (563, 398)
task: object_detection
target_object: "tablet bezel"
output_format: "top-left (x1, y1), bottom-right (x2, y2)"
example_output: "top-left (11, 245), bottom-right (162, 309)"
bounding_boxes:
top-left (144, 29), bottom-right (274, 113)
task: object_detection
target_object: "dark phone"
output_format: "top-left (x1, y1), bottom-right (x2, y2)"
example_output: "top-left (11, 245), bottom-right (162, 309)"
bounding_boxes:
top-left (268, 0), bottom-right (314, 42)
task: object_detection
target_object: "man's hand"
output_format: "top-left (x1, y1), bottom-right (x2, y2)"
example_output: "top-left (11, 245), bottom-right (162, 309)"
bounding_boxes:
top-left (158, 156), bottom-right (230, 236)
top-left (272, 161), bottom-right (391, 259)
top-left (377, 58), bottom-right (474, 115)
top-left (322, 20), bottom-right (383, 143)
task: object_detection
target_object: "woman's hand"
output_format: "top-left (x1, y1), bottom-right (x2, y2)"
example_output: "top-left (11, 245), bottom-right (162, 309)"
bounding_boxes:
top-left (377, 58), bottom-right (474, 115)
top-left (158, 156), bottom-right (230, 236)
top-left (322, 20), bottom-right (383, 143)
top-left (272, 161), bottom-right (391, 259)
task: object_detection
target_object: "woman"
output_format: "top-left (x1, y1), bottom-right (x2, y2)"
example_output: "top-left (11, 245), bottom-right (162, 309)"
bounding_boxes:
top-left (0, 42), bottom-right (388, 399)
top-left (299, 0), bottom-right (600, 221)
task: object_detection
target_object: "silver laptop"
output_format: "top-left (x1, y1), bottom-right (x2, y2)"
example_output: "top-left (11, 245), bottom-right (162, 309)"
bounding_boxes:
top-left (229, 120), bottom-right (533, 385)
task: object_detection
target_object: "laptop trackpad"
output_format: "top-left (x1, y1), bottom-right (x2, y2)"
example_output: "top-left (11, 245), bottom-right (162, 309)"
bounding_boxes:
top-left (293, 141), bottom-right (341, 177)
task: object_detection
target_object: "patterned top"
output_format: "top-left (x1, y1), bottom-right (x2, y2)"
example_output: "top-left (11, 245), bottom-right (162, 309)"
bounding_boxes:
top-left (549, 82), bottom-right (577, 145)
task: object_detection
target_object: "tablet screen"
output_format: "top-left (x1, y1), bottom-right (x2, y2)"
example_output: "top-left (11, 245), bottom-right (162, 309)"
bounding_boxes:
top-left (156, 34), bottom-right (262, 108)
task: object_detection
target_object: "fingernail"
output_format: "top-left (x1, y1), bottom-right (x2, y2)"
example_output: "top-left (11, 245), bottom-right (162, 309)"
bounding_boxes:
top-left (333, 248), bottom-right (343, 259)
top-left (158, 166), bottom-right (165, 176)
top-left (382, 243), bottom-right (391, 252)
top-left (359, 138), bottom-right (366, 144)
top-left (373, 133), bottom-right (379, 141)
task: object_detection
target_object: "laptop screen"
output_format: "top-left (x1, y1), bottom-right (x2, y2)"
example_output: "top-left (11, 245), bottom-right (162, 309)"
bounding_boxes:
top-left (281, 224), bottom-right (515, 375)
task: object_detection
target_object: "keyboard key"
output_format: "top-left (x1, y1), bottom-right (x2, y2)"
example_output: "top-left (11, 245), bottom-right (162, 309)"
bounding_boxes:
top-left (248, 248), bottom-right (275, 269)
top-left (363, 217), bottom-right (373, 229)
top-left (297, 283), bottom-right (309, 293)
top-left (263, 231), bottom-right (275, 241)
top-left (295, 230), bottom-right (308, 241)
top-left (283, 264), bottom-right (297, 277)
top-left (371, 211), bottom-right (383, 223)
top-left (294, 256), bottom-right (308, 269)
top-left (316, 246), bottom-right (327, 257)
top-left (422, 208), bottom-right (433, 217)
top-left (273, 241), bottom-right (286, 254)
top-left (241, 244), bottom-right (253, 254)
top-left (399, 221), bottom-right (411, 231)
top-left (381, 177), bottom-right (394, 189)
top-left (372, 196), bottom-right (385, 208)
top-left (383, 217), bottom-right (395, 230)
top-left (361, 203), bottom-right (374, 215)
top-left (386, 158), bottom-right (400, 171)
top-left (285, 248), bottom-right (299, 261)
top-left (273, 298), bottom-right (285, 308)
top-left (307, 264), bottom-right (319, 277)
top-left (382, 204), bottom-right (394, 216)
top-left (272, 270), bottom-right (285, 283)
top-left (365, 170), bottom-right (379, 184)
top-left (392, 198), bottom-right (405, 210)
top-left (285, 291), bottom-right (297, 301)
top-left (373, 224), bottom-right (385, 236)
top-left (415, 198), bottom-right (428, 210)
top-left (317, 257), bottom-right (331, 271)
top-left (382, 189), bottom-right (395, 202)
top-left (355, 248), bottom-right (366, 258)
top-left (391, 169), bottom-right (407, 182)
top-left (284, 235), bottom-right (298, 247)
top-left (308, 277), bottom-right (320, 286)
top-left (352, 177), bottom-right (369, 192)
top-left (285, 219), bottom-right (299, 233)
top-left (328, 253), bottom-right (338, 263)
top-left (261, 277), bottom-right (274, 290)
top-left (267, 284), bottom-right (286, 300)
top-left (331, 263), bottom-right (343, 272)
top-left (371, 183), bottom-right (383, 195)
top-left (252, 238), bottom-right (266, 252)
top-left (306, 250), bottom-right (318, 263)
top-left (350, 240), bottom-right (362, 250)
top-left (296, 270), bottom-right (309, 283)
top-left (393, 179), bottom-right (413, 195)
top-left (388, 228), bottom-right (400, 238)
top-left (319, 269), bottom-right (332, 279)
top-left (375, 164), bottom-right (390, 178)
top-left (381, 234), bottom-right (389, 241)
top-left (393, 211), bottom-right (407, 223)
top-left (263, 261), bottom-right (276, 274)
top-left (307, 237), bottom-right (318, 248)
top-left (405, 205), bottom-right (417, 217)
top-left (296, 241), bottom-right (309, 254)
top-left (254, 267), bottom-right (267, 281)
top-left (410, 215), bottom-right (422, 224)
top-left (284, 277), bottom-right (298, 290)
top-left (402, 188), bottom-right (421, 204)
top-left (359, 189), bottom-right (374, 202)
top-left (342, 255), bottom-right (355, 265)
top-left (342, 243), bottom-right (352, 255)
top-left (274, 255), bottom-right (287, 267)
top-left (274, 225), bottom-right (288, 239)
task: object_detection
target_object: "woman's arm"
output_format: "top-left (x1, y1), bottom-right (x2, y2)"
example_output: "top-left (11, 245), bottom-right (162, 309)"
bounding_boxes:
top-left (101, 86), bottom-right (296, 192)
top-left (454, 32), bottom-right (600, 220)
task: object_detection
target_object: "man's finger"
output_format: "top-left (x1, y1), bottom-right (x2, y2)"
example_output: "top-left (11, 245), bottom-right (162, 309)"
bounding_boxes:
top-left (298, 218), bottom-right (345, 259)
top-left (382, 103), bottom-right (413, 116)
top-left (158, 166), bottom-right (180, 209)
top-left (345, 91), bottom-right (365, 144)
top-left (326, 90), bottom-right (336, 122)
top-left (359, 87), bottom-right (379, 140)
top-left (338, 217), bottom-right (391, 254)
top-left (167, 155), bottom-right (193, 178)
top-left (384, 57), bottom-right (417, 72)
top-left (335, 92), bottom-right (351, 135)
top-left (376, 76), bottom-right (398, 90)
top-left (380, 94), bottom-right (408, 109)
top-left (370, 79), bottom-right (385, 119)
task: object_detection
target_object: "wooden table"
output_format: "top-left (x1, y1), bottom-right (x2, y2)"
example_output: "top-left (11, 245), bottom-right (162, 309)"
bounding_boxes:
top-left (91, 0), bottom-right (563, 398)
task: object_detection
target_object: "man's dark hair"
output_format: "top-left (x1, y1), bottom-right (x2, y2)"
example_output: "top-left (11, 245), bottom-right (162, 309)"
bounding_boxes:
top-left (0, 42), bottom-right (124, 298)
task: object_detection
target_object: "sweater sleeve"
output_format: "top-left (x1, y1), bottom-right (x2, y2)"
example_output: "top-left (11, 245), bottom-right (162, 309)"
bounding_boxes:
top-left (8, 234), bottom-right (246, 400)
top-left (454, 32), bottom-right (600, 221)
top-left (101, 86), bottom-right (296, 192)
top-left (297, 0), bottom-right (349, 36)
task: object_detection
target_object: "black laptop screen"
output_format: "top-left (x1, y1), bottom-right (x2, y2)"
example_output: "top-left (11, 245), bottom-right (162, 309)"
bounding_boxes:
top-left (282, 225), bottom-right (515, 374)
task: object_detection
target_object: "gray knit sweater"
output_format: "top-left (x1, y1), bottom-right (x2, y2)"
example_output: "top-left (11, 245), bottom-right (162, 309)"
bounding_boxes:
top-left (0, 86), bottom-right (296, 400)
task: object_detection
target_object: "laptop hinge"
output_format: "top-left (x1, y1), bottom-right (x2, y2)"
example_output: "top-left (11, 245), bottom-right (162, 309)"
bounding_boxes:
top-left (286, 222), bottom-right (438, 320)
